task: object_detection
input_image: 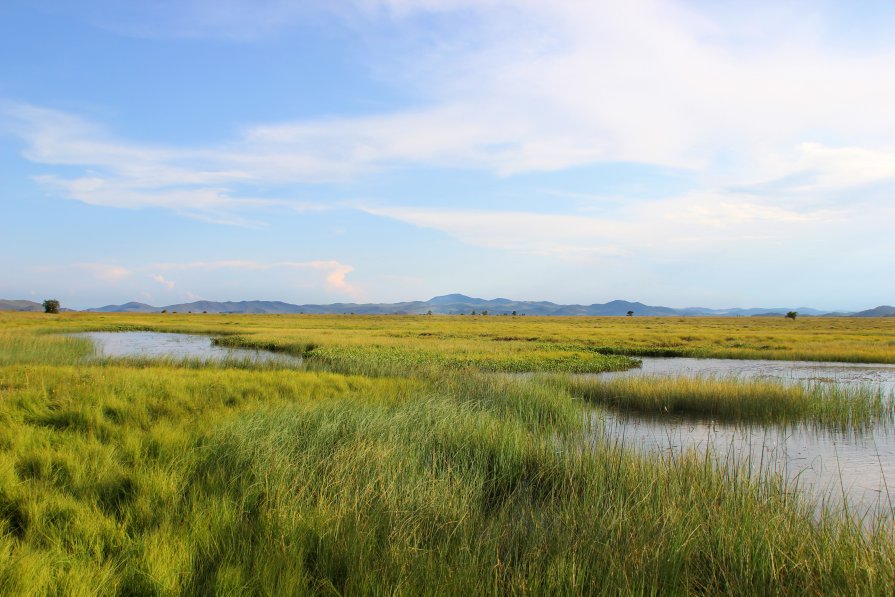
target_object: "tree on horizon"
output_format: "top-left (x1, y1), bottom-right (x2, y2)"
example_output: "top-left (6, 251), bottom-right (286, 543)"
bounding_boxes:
top-left (42, 299), bottom-right (60, 314)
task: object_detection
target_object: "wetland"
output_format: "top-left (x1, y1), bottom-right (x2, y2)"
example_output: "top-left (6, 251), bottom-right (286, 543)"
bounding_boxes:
top-left (2, 311), bottom-right (895, 594)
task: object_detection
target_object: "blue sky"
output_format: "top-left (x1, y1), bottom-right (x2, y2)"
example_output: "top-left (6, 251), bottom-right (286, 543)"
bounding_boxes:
top-left (2, 0), bottom-right (894, 310)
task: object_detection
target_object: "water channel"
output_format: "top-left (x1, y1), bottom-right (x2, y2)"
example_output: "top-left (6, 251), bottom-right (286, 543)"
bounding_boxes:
top-left (598, 356), bottom-right (895, 394)
top-left (587, 357), bottom-right (895, 524)
top-left (78, 331), bottom-right (303, 367)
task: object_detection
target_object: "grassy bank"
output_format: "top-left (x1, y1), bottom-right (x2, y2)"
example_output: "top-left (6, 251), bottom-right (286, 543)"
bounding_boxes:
top-left (568, 375), bottom-right (893, 426)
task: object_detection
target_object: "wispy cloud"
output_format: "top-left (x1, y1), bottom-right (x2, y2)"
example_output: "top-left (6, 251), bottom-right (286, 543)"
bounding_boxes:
top-left (784, 143), bottom-right (895, 191)
top-left (151, 274), bottom-right (175, 290)
top-left (76, 263), bottom-right (132, 282)
top-left (363, 191), bottom-right (843, 262)
top-left (151, 259), bottom-right (360, 297)
top-left (4, 1), bottom-right (895, 228)
top-left (3, 103), bottom-right (332, 224)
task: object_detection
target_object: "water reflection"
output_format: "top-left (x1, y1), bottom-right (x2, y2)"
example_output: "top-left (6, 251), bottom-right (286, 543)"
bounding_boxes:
top-left (599, 356), bottom-right (895, 393)
top-left (78, 331), bottom-right (303, 367)
top-left (584, 357), bottom-right (895, 524)
top-left (588, 409), bottom-right (895, 524)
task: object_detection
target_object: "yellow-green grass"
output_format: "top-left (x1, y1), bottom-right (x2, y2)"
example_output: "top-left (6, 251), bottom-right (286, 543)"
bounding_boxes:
top-left (568, 375), bottom-right (893, 426)
top-left (1, 312), bottom-right (894, 593)
top-left (5, 309), bottom-right (894, 364)
top-left (1, 360), bottom-right (892, 594)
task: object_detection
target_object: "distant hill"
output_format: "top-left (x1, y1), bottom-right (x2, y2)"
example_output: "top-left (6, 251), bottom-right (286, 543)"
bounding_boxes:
top-left (87, 302), bottom-right (160, 313)
top-left (0, 299), bottom-right (43, 312)
top-left (63, 294), bottom-right (861, 317)
top-left (852, 305), bottom-right (895, 317)
top-left (159, 300), bottom-right (306, 314)
top-left (0, 299), bottom-right (75, 313)
top-left (6, 294), bottom-right (884, 316)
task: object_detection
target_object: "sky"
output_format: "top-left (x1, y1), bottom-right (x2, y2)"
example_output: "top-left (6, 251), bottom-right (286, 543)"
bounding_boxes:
top-left (2, 0), bottom-right (894, 310)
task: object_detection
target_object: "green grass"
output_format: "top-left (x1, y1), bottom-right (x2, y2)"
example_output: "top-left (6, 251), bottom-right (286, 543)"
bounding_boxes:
top-left (568, 375), bottom-right (893, 426)
top-left (7, 309), bottom-right (895, 365)
top-left (0, 330), bottom-right (93, 366)
top-left (1, 312), bottom-right (894, 594)
top-left (305, 344), bottom-right (636, 376)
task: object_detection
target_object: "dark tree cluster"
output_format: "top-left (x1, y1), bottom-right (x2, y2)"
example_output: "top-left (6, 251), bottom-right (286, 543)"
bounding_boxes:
top-left (42, 299), bottom-right (60, 314)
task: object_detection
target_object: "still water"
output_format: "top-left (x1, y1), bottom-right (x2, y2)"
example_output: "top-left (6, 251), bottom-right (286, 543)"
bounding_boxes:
top-left (599, 356), bottom-right (895, 393)
top-left (588, 411), bottom-right (895, 523)
top-left (79, 331), bottom-right (303, 367)
top-left (588, 357), bottom-right (895, 523)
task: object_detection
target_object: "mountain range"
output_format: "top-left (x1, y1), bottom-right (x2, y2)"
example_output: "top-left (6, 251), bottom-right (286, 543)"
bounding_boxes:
top-left (3, 295), bottom-right (892, 317)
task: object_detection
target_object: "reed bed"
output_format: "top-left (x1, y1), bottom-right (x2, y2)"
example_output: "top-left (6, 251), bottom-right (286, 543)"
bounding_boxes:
top-left (568, 375), bottom-right (893, 426)
top-left (305, 344), bottom-right (636, 376)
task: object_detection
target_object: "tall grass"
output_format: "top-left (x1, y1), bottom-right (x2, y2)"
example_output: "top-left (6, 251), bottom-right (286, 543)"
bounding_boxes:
top-left (0, 331), bottom-right (92, 365)
top-left (0, 359), bottom-right (892, 593)
top-left (568, 375), bottom-right (893, 426)
top-left (144, 391), bottom-right (895, 594)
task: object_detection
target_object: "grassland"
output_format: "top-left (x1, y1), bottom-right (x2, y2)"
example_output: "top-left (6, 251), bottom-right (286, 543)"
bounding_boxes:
top-left (1, 312), bottom-right (894, 594)
top-left (9, 310), bottom-right (895, 367)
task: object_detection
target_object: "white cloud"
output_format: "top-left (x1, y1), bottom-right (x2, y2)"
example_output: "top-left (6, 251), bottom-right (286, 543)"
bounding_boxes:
top-left (314, 261), bottom-right (356, 293)
top-left (151, 274), bottom-right (175, 289)
top-left (76, 263), bottom-right (132, 282)
top-left (789, 143), bottom-right (895, 191)
top-left (363, 191), bottom-right (844, 262)
top-left (4, 1), bottom-right (895, 226)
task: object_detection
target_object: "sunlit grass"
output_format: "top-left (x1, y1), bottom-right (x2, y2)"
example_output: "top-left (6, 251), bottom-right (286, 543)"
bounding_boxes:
top-left (305, 344), bottom-right (635, 375)
top-left (5, 310), bottom-right (895, 365)
top-left (0, 331), bottom-right (92, 366)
